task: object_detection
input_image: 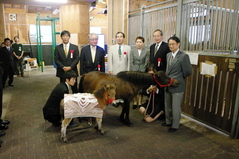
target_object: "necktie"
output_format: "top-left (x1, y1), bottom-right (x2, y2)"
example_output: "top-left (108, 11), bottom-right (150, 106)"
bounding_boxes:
top-left (7, 47), bottom-right (10, 52)
top-left (154, 44), bottom-right (158, 56)
top-left (169, 55), bottom-right (173, 67)
top-left (91, 46), bottom-right (95, 63)
top-left (64, 46), bottom-right (68, 57)
top-left (68, 86), bottom-right (73, 94)
top-left (118, 46), bottom-right (122, 58)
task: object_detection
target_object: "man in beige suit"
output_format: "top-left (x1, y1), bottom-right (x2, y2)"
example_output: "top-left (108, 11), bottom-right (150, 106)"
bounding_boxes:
top-left (108, 32), bottom-right (131, 75)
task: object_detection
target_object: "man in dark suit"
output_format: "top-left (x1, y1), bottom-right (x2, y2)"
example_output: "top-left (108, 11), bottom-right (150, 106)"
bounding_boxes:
top-left (0, 38), bottom-right (15, 87)
top-left (0, 66), bottom-right (11, 144)
top-left (162, 36), bottom-right (192, 132)
top-left (43, 70), bottom-right (77, 126)
top-left (149, 29), bottom-right (171, 72)
top-left (149, 30), bottom-right (171, 115)
top-left (80, 33), bottom-right (105, 76)
top-left (54, 30), bottom-right (79, 93)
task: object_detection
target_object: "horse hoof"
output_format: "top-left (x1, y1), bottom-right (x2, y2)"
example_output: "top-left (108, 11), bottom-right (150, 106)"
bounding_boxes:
top-left (94, 125), bottom-right (98, 130)
top-left (97, 129), bottom-right (104, 135)
top-left (61, 137), bottom-right (68, 143)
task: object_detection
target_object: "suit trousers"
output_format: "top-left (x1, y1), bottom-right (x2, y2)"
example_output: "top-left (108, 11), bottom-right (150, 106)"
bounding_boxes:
top-left (164, 91), bottom-right (184, 129)
top-left (0, 88), bottom-right (2, 118)
top-left (14, 58), bottom-right (24, 75)
top-left (2, 67), bottom-right (14, 86)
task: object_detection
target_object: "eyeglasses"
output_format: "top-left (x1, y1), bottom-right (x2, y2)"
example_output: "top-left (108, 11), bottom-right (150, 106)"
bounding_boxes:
top-left (90, 38), bottom-right (98, 41)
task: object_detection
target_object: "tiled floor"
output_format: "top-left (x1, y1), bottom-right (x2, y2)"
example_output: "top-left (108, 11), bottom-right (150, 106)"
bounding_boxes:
top-left (0, 66), bottom-right (238, 159)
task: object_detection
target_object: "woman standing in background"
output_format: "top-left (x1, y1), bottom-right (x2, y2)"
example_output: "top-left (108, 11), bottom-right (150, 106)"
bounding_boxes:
top-left (130, 36), bottom-right (149, 108)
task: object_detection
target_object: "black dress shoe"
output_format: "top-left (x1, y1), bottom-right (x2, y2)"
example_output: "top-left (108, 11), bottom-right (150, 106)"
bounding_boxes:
top-left (52, 122), bottom-right (61, 127)
top-left (0, 131), bottom-right (5, 137)
top-left (0, 124), bottom-right (8, 130)
top-left (8, 84), bottom-right (14, 87)
top-left (1, 120), bottom-right (10, 125)
top-left (132, 105), bottom-right (138, 109)
top-left (168, 128), bottom-right (178, 132)
top-left (161, 122), bottom-right (172, 127)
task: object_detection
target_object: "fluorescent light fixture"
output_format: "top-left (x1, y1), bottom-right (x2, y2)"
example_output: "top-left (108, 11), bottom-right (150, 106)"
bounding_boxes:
top-left (35, 0), bottom-right (67, 3)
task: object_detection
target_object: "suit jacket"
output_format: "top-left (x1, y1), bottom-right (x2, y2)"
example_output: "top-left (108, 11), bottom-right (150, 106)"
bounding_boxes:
top-left (130, 47), bottom-right (149, 72)
top-left (54, 43), bottom-right (79, 78)
top-left (108, 44), bottom-right (131, 75)
top-left (0, 46), bottom-right (15, 72)
top-left (166, 50), bottom-right (192, 93)
top-left (150, 41), bottom-right (171, 71)
top-left (43, 82), bottom-right (69, 123)
top-left (80, 45), bottom-right (105, 75)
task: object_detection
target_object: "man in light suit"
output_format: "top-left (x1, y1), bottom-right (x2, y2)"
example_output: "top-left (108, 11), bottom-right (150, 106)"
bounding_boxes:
top-left (43, 70), bottom-right (77, 126)
top-left (149, 29), bottom-right (171, 72)
top-left (54, 30), bottom-right (79, 93)
top-left (162, 36), bottom-right (192, 132)
top-left (80, 33), bottom-right (105, 76)
top-left (0, 38), bottom-right (15, 87)
top-left (108, 32), bottom-right (131, 75)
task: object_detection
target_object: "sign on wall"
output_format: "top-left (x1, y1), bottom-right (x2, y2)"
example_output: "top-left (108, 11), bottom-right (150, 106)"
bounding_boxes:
top-left (9, 14), bottom-right (17, 21)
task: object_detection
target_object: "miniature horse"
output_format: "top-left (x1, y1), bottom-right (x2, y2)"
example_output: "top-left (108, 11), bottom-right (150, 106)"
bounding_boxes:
top-left (79, 71), bottom-right (179, 127)
top-left (61, 84), bottom-right (116, 143)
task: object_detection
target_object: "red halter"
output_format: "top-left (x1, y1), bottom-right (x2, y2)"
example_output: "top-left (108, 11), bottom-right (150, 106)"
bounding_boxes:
top-left (105, 95), bottom-right (115, 105)
top-left (152, 74), bottom-right (174, 88)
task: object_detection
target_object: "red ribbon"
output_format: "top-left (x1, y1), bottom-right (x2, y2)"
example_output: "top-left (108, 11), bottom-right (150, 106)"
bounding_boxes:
top-left (97, 64), bottom-right (101, 71)
top-left (158, 58), bottom-right (161, 67)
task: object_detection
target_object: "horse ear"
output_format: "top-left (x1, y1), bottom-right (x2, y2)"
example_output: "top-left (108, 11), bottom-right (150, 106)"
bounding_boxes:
top-left (104, 85), bottom-right (108, 90)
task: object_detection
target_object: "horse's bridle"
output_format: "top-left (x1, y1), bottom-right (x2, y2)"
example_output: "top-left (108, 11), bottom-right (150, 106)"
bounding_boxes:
top-left (152, 74), bottom-right (174, 88)
top-left (106, 95), bottom-right (115, 105)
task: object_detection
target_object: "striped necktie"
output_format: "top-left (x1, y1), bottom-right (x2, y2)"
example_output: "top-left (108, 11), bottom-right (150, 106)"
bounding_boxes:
top-left (118, 45), bottom-right (122, 58)
top-left (64, 46), bottom-right (68, 57)
top-left (154, 44), bottom-right (158, 56)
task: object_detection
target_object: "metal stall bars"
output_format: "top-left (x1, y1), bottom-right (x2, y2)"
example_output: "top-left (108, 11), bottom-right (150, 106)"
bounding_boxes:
top-left (36, 12), bottom-right (60, 72)
top-left (128, 0), bottom-right (239, 138)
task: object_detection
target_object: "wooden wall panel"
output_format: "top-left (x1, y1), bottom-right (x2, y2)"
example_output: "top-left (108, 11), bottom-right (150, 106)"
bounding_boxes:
top-left (60, 4), bottom-right (89, 45)
top-left (107, 0), bottom-right (129, 45)
top-left (0, 3), bottom-right (6, 43)
top-left (182, 55), bottom-right (239, 133)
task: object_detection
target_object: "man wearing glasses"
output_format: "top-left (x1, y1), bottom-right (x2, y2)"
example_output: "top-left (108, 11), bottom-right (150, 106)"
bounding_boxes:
top-left (80, 33), bottom-right (105, 76)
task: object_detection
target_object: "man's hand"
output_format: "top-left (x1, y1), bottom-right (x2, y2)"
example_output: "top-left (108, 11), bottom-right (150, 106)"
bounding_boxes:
top-left (63, 66), bottom-right (71, 72)
top-left (147, 85), bottom-right (157, 92)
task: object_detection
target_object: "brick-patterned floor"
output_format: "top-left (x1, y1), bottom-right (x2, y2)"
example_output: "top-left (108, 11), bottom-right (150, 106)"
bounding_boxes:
top-left (0, 66), bottom-right (238, 159)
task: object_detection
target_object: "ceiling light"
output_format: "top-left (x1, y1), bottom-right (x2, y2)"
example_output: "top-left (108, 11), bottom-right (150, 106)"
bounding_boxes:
top-left (35, 0), bottom-right (67, 3)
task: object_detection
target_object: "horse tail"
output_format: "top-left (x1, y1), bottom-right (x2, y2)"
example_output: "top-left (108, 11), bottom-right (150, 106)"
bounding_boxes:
top-left (79, 74), bottom-right (85, 93)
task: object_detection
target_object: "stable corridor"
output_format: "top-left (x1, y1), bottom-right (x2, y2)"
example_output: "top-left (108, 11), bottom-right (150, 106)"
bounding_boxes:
top-left (0, 66), bottom-right (238, 159)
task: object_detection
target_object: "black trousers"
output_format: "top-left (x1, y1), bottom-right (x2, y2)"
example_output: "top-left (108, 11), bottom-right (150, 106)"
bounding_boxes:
top-left (2, 66), bottom-right (14, 86)
top-left (0, 88), bottom-right (2, 118)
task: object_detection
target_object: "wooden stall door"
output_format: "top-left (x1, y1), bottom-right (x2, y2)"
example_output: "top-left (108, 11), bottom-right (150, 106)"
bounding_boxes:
top-left (182, 55), bottom-right (239, 133)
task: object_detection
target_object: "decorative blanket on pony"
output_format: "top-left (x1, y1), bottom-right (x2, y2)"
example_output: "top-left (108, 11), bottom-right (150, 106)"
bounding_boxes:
top-left (64, 93), bottom-right (103, 118)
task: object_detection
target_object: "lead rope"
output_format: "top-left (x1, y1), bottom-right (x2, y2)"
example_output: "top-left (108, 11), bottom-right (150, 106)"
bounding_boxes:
top-left (144, 91), bottom-right (155, 117)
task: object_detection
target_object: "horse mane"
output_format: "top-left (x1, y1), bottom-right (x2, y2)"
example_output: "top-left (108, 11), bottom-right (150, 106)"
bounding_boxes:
top-left (116, 71), bottom-right (154, 85)
top-left (93, 86), bottom-right (105, 99)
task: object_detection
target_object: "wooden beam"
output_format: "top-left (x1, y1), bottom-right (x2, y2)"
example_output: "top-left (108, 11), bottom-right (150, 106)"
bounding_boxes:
top-left (0, 3), bottom-right (6, 42)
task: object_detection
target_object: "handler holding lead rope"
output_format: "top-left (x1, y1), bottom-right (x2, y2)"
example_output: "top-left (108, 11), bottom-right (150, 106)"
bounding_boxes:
top-left (138, 64), bottom-right (165, 122)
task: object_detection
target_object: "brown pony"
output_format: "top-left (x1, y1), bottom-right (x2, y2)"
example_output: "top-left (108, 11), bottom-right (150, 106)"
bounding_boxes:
top-left (79, 71), bottom-right (179, 127)
top-left (61, 84), bottom-right (116, 143)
